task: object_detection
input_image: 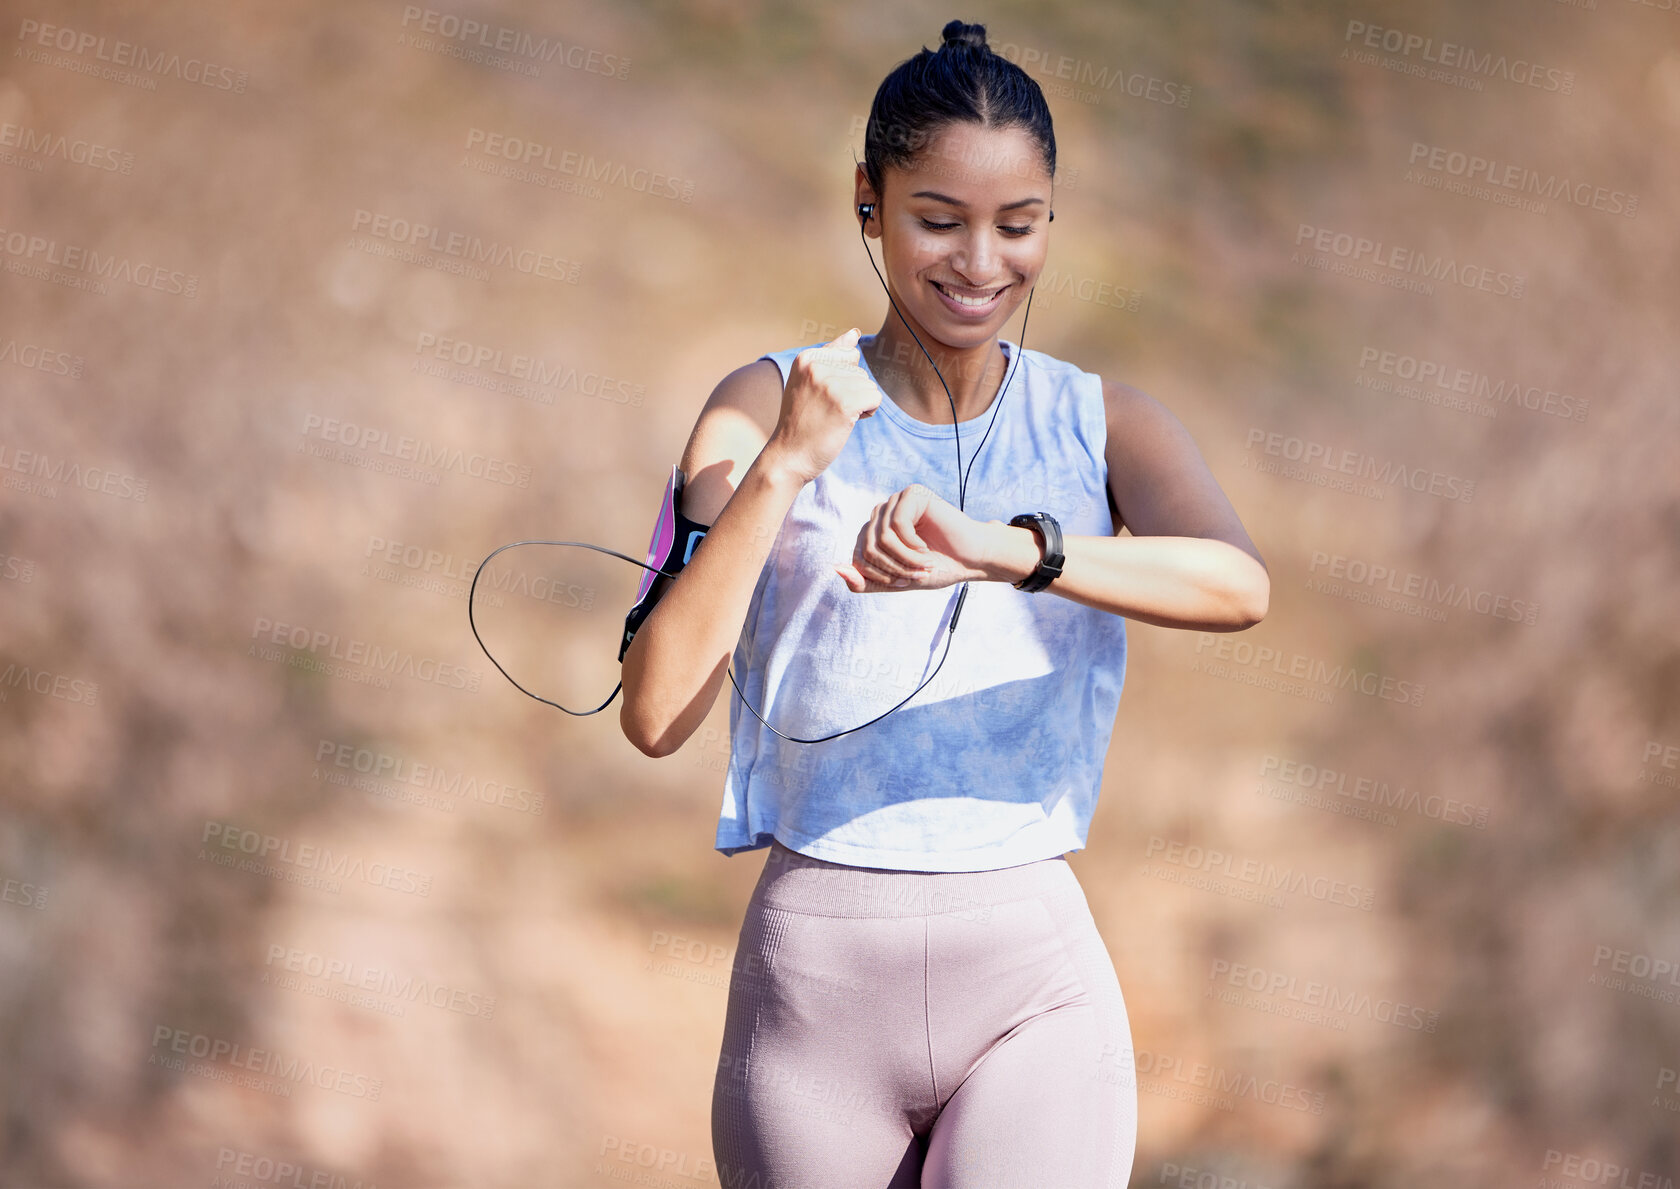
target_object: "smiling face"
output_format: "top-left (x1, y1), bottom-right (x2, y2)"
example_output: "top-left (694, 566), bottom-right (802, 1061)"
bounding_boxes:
top-left (856, 121), bottom-right (1053, 351)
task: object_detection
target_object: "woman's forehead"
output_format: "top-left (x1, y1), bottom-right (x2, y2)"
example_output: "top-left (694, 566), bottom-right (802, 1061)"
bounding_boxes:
top-left (887, 127), bottom-right (1052, 200)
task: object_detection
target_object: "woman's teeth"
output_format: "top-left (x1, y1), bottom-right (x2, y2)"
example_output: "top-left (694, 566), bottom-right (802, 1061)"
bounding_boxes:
top-left (934, 282), bottom-right (1003, 307)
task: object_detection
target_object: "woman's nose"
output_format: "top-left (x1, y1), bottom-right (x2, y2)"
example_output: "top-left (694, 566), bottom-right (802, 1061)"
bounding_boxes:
top-left (950, 232), bottom-right (998, 281)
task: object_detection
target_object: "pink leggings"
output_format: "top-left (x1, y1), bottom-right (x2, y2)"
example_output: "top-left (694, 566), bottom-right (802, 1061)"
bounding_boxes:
top-left (711, 839), bottom-right (1137, 1189)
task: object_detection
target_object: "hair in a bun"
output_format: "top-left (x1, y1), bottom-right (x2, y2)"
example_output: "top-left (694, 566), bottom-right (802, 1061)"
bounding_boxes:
top-left (940, 20), bottom-right (988, 51)
top-left (861, 21), bottom-right (1056, 200)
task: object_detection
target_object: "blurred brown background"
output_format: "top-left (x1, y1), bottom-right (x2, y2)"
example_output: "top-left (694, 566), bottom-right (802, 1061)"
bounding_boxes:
top-left (2, 1), bottom-right (1677, 1186)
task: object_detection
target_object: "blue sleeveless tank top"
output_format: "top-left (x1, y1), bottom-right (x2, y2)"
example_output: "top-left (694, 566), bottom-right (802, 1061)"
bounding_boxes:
top-left (713, 334), bottom-right (1128, 872)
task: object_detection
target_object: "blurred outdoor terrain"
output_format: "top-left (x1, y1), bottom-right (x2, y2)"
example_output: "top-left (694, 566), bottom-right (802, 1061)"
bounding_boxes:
top-left (1, 0), bottom-right (1677, 1185)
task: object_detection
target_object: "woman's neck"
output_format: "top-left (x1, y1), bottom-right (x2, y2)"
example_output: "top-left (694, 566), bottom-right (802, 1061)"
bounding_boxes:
top-left (860, 322), bottom-right (1008, 425)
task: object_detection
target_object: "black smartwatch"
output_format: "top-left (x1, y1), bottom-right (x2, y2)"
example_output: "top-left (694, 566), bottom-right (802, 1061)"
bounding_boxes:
top-left (1009, 512), bottom-right (1064, 592)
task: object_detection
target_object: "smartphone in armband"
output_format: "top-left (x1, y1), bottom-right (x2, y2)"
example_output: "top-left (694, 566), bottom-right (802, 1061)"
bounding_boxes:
top-left (619, 464), bottom-right (712, 662)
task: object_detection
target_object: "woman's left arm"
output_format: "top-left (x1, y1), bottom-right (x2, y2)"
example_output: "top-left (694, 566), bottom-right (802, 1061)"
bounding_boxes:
top-left (837, 380), bottom-right (1269, 632)
top-left (984, 379), bottom-right (1269, 632)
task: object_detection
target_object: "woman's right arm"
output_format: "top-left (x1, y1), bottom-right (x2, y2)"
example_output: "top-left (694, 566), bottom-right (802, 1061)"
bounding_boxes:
top-left (618, 329), bottom-right (881, 757)
top-left (618, 358), bottom-right (798, 757)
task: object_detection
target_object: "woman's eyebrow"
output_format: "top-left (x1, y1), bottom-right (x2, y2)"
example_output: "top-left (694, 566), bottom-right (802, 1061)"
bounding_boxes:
top-left (909, 190), bottom-right (1047, 211)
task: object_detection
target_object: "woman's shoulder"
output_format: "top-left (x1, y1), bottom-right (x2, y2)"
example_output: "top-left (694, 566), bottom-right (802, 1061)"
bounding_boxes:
top-left (1018, 341), bottom-right (1156, 414)
top-left (693, 335), bottom-right (863, 444)
top-left (1013, 343), bottom-right (1149, 430)
top-left (1015, 341), bottom-right (1113, 403)
top-left (752, 338), bottom-right (839, 392)
top-left (673, 353), bottom-right (787, 526)
top-left (697, 353), bottom-right (786, 434)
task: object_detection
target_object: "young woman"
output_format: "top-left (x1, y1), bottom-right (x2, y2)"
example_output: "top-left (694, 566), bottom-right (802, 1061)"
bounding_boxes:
top-left (620, 19), bottom-right (1268, 1188)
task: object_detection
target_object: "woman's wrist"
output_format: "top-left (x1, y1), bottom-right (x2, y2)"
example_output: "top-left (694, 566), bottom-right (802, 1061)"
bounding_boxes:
top-left (981, 520), bottom-right (1044, 584)
top-left (750, 442), bottom-right (813, 494)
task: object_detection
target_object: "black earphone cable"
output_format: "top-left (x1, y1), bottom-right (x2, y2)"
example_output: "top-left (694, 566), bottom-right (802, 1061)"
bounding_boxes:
top-left (718, 206), bottom-right (1032, 743)
top-left (468, 192), bottom-right (1036, 743)
top-left (468, 537), bottom-right (640, 716)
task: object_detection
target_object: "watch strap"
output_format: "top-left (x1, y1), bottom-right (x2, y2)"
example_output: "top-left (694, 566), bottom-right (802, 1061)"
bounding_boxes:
top-left (1009, 512), bottom-right (1064, 592)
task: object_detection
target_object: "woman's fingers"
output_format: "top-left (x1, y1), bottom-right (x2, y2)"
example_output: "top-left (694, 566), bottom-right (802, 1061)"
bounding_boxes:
top-left (876, 511), bottom-right (931, 569)
top-left (860, 496), bottom-right (934, 574)
top-left (851, 540), bottom-right (910, 586)
top-left (849, 517), bottom-right (929, 587)
top-left (838, 566), bottom-right (932, 592)
top-left (841, 485), bottom-right (982, 593)
top-left (887, 488), bottom-right (932, 552)
top-left (834, 561), bottom-right (903, 592)
top-left (858, 530), bottom-right (930, 580)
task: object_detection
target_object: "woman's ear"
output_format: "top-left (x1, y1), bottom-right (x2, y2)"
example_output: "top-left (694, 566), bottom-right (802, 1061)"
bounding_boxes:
top-left (853, 165), bottom-right (880, 235)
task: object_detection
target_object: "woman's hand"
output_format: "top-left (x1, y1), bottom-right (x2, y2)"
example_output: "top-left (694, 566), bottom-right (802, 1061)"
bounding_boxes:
top-left (761, 327), bottom-right (883, 486)
top-left (834, 483), bottom-right (1009, 593)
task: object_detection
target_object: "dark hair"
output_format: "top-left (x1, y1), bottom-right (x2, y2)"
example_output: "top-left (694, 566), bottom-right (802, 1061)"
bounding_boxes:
top-left (862, 19), bottom-right (1056, 201)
